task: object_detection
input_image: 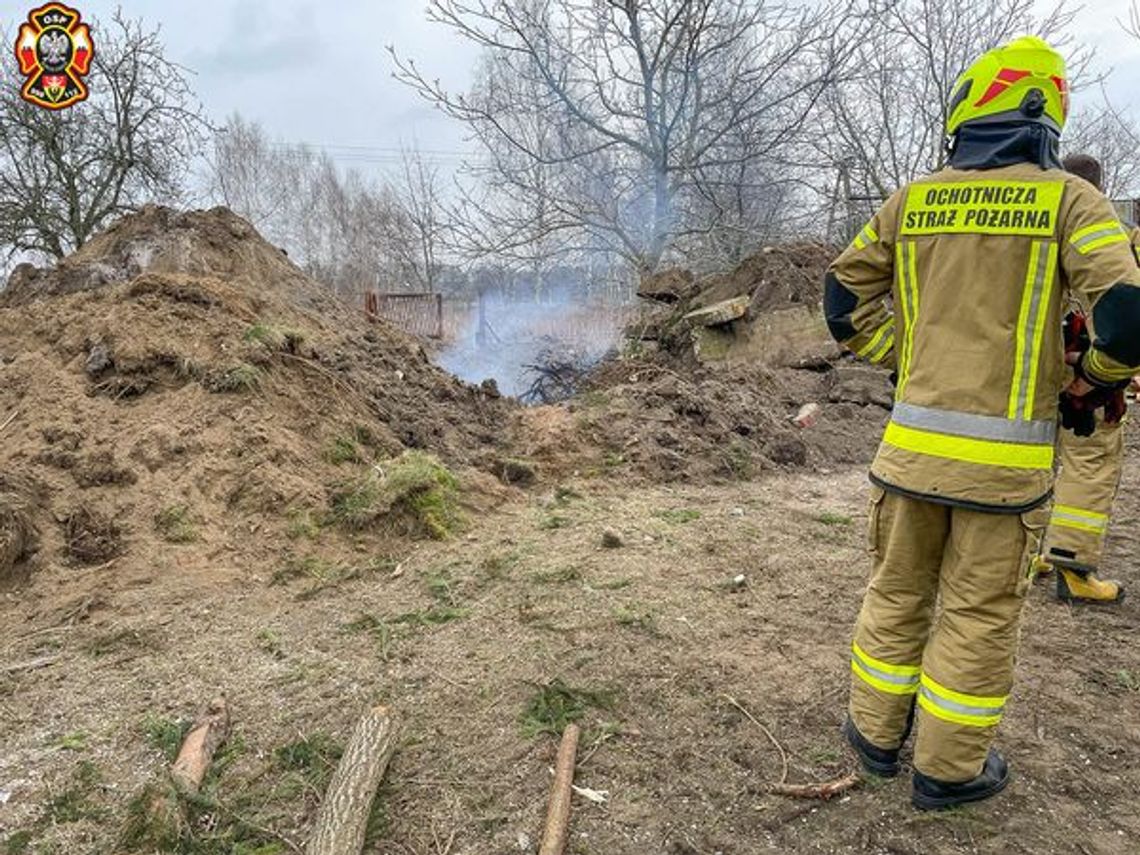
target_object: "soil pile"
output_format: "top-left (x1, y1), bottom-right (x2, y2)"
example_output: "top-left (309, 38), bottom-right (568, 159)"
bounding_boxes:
top-left (0, 206), bottom-right (514, 586)
top-left (542, 356), bottom-right (890, 482)
top-left (530, 242), bottom-right (891, 482)
top-left (634, 242), bottom-right (835, 355)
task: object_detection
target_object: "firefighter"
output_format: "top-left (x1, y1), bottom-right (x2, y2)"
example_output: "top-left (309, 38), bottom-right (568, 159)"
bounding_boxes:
top-left (823, 36), bottom-right (1140, 810)
top-left (1034, 153), bottom-right (1138, 603)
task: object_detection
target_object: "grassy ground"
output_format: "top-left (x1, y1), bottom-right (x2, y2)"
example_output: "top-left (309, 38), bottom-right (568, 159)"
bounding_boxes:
top-left (2, 460), bottom-right (1140, 854)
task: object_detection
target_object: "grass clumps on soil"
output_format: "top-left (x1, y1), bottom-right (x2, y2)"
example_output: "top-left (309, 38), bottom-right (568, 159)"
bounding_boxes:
top-left (613, 602), bottom-right (659, 635)
top-left (154, 505), bottom-right (197, 543)
top-left (520, 679), bottom-right (616, 738)
top-left (275, 732), bottom-right (343, 790)
top-left (285, 507), bottom-right (321, 540)
top-left (532, 565), bottom-right (583, 584)
top-left (4, 831), bottom-right (33, 854)
top-left (654, 508), bottom-right (702, 524)
top-left (205, 362), bottom-right (262, 394)
top-left (342, 613), bottom-right (393, 660)
top-left (814, 511), bottom-right (852, 526)
top-left (538, 514), bottom-right (572, 530)
top-left (392, 605), bottom-right (469, 627)
top-left (47, 760), bottom-right (106, 824)
top-left (118, 779), bottom-right (286, 855)
top-left (5, 761), bottom-right (108, 853)
top-left (328, 451), bottom-right (462, 540)
top-left (243, 322), bottom-right (304, 352)
top-left (324, 435), bottom-right (361, 465)
top-left (271, 554), bottom-right (395, 600)
top-left (51, 731), bottom-right (88, 751)
top-left (143, 715), bottom-right (190, 762)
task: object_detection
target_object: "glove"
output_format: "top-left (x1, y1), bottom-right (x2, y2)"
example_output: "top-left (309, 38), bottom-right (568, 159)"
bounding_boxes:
top-left (1105, 388), bottom-right (1127, 424)
top-left (1059, 391), bottom-right (1097, 437)
top-left (1060, 385), bottom-right (1128, 436)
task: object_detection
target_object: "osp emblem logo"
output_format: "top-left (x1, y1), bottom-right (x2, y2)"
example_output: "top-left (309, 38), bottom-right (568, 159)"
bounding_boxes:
top-left (14, 3), bottom-right (94, 110)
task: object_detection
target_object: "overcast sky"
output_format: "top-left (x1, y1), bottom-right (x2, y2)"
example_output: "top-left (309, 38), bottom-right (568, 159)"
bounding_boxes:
top-left (8, 1), bottom-right (1140, 179)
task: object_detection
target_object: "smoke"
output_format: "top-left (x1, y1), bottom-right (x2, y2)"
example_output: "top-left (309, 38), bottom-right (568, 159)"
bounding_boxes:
top-left (437, 291), bottom-right (631, 399)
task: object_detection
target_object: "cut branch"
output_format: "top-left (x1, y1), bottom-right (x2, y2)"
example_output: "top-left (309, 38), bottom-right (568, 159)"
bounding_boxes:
top-left (539, 723), bottom-right (581, 855)
top-left (768, 771), bottom-right (862, 801)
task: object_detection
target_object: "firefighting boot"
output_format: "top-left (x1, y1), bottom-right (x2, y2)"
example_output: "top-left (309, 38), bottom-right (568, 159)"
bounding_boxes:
top-left (841, 701), bottom-right (915, 778)
top-left (912, 748), bottom-right (1010, 811)
top-left (1056, 567), bottom-right (1125, 604)
top-left (1030, 555), bottom-right (1054, 578)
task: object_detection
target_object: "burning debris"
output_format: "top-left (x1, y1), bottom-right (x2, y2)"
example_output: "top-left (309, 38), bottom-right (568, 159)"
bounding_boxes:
top-left (438, 293), bottom-right (630, 401)
top-left (517, 339), bottom-right (597, 405)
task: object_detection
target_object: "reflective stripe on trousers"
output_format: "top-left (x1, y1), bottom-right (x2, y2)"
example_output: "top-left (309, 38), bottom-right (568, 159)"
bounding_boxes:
top-left (917, 673), bottom-right (1007, 728)
top-left (850, 641), bottom-right (920, 696)
top-left (1050, 503), bottom-right (1109, 534)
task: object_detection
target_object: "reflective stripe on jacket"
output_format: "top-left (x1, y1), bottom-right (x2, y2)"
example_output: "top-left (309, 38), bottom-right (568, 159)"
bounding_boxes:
top-left (826, 164), bottom-right (1140, 511)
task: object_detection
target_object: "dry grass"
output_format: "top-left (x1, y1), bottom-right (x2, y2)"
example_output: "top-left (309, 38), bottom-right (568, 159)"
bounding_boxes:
top-left (5, 462), bottom-right (1140, 854)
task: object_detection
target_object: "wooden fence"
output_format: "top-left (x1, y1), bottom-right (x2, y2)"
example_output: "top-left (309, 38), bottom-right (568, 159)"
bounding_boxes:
top-left (364, 292), bottom-right (444, 339)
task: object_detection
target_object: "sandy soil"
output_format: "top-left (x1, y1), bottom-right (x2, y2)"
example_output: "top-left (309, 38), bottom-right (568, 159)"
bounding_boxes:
top-left (3, 437), bottom-right (1139, 855)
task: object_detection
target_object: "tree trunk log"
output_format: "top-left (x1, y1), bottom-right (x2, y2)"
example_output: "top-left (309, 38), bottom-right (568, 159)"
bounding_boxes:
top-left (306, 705), bottom-right (397, 855)
top-left (539, 724), bottom-right (581, 855)
top-left (171, 695), bottom-right (231, 793)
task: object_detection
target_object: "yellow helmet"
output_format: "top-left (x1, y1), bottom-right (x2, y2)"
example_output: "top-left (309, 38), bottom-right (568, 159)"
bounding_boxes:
top-left (946, 36), bottom-right (1069, 138)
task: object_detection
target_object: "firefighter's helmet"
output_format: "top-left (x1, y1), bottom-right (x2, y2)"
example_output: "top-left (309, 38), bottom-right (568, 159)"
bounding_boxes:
top-left (946, 36), bottom-right (1068, 138)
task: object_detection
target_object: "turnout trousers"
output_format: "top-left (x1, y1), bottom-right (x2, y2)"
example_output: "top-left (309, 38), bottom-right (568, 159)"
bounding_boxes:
top-left (1044, 418), bottom-right (1124, 572)
top-left (848, 487), bottom-right (1046, 782)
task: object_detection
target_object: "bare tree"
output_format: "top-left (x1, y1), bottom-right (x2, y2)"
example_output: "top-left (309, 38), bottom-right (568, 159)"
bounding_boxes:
top-left (207, 115), bottom-right (429, 297)
top-left (0, 12), bottom-right (208, 260)
top-left (208, 114), bottom-right (302, 235)
top-left (1125, 1), bottom-right (1140, 39)
top-left (392, 0), bottom-right (857, 274)
top-left (390, 145), bottom-right (446, 292)
top-left (1064, 100), bottom-right (1140, 199)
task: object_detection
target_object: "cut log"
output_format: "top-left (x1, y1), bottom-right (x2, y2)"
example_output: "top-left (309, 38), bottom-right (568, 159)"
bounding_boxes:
top-left (306, 705), bottom-right (397, 855)
top-left (171, 695), bottom-right (231, 793)
top-left (539, 723), bottom-right (581, 855)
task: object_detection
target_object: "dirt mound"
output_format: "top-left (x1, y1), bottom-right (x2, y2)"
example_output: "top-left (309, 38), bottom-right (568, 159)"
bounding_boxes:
top-left (0, 206), bottom-right (516, 589)
top-left (553, 242), bottom-right (889, 482)
top-left (634, 242), bottom-right (835, 356)
top-left (541, 355), bottom-right (889, 482)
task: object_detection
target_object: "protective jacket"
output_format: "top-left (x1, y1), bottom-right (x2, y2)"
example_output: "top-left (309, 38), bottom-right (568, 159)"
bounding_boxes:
top-left (826, 164), bottom-right (1140, 512)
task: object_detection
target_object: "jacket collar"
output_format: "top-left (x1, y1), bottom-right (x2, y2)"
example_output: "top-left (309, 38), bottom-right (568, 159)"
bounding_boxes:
top-left (948, 121), bottom-right (1063, 171)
